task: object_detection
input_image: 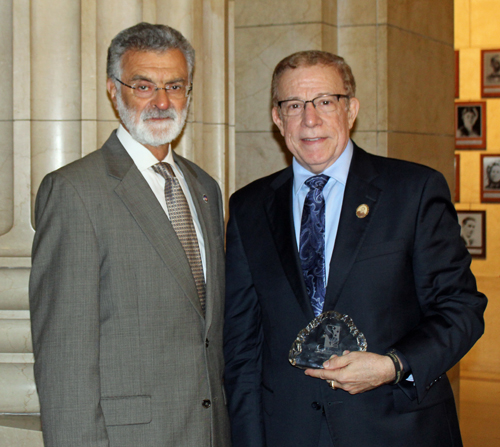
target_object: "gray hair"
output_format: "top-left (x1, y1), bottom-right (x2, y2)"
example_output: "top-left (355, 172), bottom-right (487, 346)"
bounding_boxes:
top-left (107, 22), bottom-right (195, 83)
top-left (271, 50), bottom-right (356, 108)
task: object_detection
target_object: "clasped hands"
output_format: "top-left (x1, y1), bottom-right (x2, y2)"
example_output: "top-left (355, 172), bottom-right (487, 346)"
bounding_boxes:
top-left (304, 351), bottom-right (397, 394)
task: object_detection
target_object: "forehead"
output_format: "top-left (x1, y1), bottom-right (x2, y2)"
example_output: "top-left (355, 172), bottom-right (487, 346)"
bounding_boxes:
top-left (277, 64), bottom-right (344, 98)
top-left (121, 49), bottom-right (188, 80)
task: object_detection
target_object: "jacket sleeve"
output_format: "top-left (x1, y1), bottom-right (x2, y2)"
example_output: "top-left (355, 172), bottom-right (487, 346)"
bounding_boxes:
top-left (29, 172), bottom-right (109, 446)
top-left (223, 197), bottom-right (266, 447)
top-left (393, 170), bottom-right (487, 402)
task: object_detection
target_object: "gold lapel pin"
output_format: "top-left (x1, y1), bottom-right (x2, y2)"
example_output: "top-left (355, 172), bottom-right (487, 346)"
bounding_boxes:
top-left (356, 204), bottom-right (369, 218)
top-left (203, 195), bottom-right (209, 203)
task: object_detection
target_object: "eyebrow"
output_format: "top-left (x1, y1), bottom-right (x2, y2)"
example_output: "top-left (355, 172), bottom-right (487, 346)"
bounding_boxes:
top-left (282, 92), bottom-right (336, 101)
top-left (129, 75), bottom-right (187, 85)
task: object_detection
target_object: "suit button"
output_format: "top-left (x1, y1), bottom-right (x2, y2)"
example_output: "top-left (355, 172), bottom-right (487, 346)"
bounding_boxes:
top-left (202, 399), bottom-right (211, 408)
top-left (311, 402), bottom-right (322, 411)
top-left (205, 338), bottom-right (209, 348)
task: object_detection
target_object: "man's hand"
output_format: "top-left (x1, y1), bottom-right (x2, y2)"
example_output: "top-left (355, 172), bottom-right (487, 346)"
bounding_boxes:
top-left (304, 351), bottom-right (398, 394)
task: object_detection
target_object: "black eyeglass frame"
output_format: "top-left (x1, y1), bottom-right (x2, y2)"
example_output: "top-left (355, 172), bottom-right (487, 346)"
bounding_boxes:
top-left (277, 94), bottom-right (350, 115)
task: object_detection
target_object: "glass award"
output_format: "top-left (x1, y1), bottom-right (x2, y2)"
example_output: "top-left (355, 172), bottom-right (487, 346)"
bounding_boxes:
top-left (289, 310), bottom-right (367, 369)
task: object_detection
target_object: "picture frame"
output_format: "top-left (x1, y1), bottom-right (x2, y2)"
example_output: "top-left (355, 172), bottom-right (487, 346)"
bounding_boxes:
top-left (481, 49), bottom-right (500, 97)
top-left (455, 50), bottom-right (459, 99)
top-left (454, 153), bottom-right (460, 203)
top-left (480, 154), bottom-right (500, 202)
top-left (456, 210), bottom-right (486, 258)
top-left (455, 101), bottom-right (486, 149)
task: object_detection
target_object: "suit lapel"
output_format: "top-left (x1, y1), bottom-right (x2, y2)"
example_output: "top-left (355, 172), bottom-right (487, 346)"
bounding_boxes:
top-left (102, 133), bottom-right (203, 318)
top-left (324, 144), bottom-right (382, 311)
top-left (265, 167), bottom-right (315, 321)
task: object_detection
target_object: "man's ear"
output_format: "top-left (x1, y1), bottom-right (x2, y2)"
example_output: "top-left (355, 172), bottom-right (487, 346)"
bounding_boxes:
top-left (106, 78), bottom-right (118, 109)
top-left (272, 106), bottom-right (285, 136)
top-left (347, 97), bottom-right (360, 129)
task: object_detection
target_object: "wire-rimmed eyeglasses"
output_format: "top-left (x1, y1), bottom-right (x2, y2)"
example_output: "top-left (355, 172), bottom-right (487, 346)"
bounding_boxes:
top-left (114, 77), bottom-right (192, 99)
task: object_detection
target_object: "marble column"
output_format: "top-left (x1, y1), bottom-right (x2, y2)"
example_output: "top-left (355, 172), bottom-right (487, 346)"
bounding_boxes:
top-left (340, 0), bottom-right (455, 187)
top-left (0, 0), bottom-right (38, 435)
top-left (31, 0), bottom-right (83, 212)
top-left (0, 0), bottom-right (13, 237)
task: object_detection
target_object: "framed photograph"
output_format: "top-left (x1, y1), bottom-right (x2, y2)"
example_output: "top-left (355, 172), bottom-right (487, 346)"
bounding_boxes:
top-left (455, 50), bottom-right (459, 98)
top-left (481, 49), bottom-right (500, 97)
top-left (455, 101), bottom-right (486, 149)
top-left (457, 210), bottom-right (486, 258)
top-left (481, 154), bottom-right (500, 202)
top-left (454, 153), bottom-right (460, 203)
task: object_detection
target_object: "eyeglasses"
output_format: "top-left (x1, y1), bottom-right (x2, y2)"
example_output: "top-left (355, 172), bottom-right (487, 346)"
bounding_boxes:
top-left (114, 77), bottom-right (192, 99)
top-left (278, 94), bottom-right (350, 117)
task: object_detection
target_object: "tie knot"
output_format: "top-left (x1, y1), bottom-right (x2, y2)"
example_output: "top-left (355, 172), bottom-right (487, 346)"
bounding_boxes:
top-left (152, 162), bottom-right (175, 180)
top-left (305, 174), bottom-right (329, 191)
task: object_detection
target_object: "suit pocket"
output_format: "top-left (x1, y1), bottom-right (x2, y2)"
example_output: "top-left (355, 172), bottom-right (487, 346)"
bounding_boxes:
top-left (356, 239), bottom-right (406, 262)
top-left (101, 395), bottom-right (152, 426)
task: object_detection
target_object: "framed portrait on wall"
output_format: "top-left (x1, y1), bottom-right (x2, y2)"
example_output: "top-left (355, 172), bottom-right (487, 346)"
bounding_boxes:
top-left (454, 153), bottom-right (460, 203)
top-left (455, 50), bottom-right (459, 98)
top-left (456, 210), bottom-right (486, 258)
top-left (481, 154), bottom-right (500, 202)
top-left (455, 101), bottom-right (486, 149)
top-left (481, 49), bottom-right (500, 97)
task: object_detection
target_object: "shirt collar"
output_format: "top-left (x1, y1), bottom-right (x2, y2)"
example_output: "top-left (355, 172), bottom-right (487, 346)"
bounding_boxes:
top-left (116, 124), bottom-right (176, 172)
top-left (292, 139), bottom-right (354, 194)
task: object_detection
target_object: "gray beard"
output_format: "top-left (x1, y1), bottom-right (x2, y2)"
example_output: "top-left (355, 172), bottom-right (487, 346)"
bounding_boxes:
top-left (116, 94), bottom-right (189, 147)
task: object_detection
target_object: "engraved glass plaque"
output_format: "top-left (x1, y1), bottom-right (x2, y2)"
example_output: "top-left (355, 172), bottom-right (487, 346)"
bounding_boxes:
top-left (289, 311), bottom-right (367, 369)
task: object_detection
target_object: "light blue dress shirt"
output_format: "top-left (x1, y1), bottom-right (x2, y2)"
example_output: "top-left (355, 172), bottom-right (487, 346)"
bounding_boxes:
top-left (292, 139), bottom-right (353, 286)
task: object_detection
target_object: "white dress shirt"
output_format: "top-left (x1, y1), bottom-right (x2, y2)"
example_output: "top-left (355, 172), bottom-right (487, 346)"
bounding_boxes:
top-left (116, 125), bottom-right (207, 280)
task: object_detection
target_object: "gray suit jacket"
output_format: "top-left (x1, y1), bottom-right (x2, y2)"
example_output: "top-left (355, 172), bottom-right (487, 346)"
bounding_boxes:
top-left (29, 131), bottom-right (231, 447)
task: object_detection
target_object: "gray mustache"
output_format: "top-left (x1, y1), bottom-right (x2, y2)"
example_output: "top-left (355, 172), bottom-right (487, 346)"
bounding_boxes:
top-left (141, 108), bottom-right (177, 120)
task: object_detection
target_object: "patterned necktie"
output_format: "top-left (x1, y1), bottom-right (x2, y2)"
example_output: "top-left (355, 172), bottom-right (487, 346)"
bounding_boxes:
top-left (299, 174), bottom-right (330, 317)
top-left (152, 162), bottom-right (206, 314)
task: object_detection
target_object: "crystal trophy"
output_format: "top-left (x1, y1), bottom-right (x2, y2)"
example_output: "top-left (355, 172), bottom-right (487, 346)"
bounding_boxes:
top-left (289, 310), bottom-right (367, 369)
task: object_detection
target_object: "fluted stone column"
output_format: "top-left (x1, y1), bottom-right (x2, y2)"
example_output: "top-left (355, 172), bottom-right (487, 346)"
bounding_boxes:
top-left (0, 0), bottom-right (13, 237)
top-left (31, 0), bottom-right (83, 211)
top-left (0, 1), bottom-right (41, 440)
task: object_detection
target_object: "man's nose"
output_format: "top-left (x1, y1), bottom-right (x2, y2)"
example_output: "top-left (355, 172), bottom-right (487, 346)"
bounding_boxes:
top-left (150, 88), bottom-right (171, 109)
top-left (302, 102), bottom-right (322, 127)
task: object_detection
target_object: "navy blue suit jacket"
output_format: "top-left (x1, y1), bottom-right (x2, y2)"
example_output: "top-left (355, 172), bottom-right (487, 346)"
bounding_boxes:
top-left (224, 143), bottom-right (486, 447)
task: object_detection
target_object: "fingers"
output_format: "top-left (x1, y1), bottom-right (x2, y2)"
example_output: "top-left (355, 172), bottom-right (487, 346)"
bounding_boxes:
top-left (323, 351), bottom-right (352, 369)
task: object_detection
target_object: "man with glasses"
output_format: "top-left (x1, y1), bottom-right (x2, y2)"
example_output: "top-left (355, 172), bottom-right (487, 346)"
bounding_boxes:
top-left (224, 50), bottom-right (486, 447)
top-left (30, 23), bottom-right (230, 447)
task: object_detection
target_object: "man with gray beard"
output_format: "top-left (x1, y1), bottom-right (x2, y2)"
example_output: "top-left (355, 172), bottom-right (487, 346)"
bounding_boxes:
top-left (29, 23), bottom-right (230, 447)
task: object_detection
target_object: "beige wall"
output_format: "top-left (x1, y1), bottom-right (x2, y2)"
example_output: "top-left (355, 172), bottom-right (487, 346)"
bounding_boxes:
top-left (455, 0), bottom-right (500, 381)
